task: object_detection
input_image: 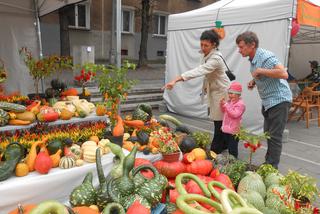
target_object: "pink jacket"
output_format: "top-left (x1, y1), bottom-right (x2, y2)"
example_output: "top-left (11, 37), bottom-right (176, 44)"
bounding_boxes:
top-left (221, 99), bottom-right (246, 135)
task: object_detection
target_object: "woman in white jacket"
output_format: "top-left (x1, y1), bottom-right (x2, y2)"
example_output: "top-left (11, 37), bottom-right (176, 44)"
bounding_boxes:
top-left (162, 29), bottom-right (230, 154)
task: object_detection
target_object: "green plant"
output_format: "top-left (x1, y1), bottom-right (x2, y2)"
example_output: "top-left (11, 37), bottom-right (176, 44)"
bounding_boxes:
top-left (191, 131), bottom-right (211, 149)
top-left (236, 128), bottom-right (269, 168)
top-left (280, 170), bottom-right (319, 204)
top-left (94, 61), bottom-right (137, 121)
top-left (19, 47), bottom-right (73, 96)
top-left (256, 163), bottom-right (279, 179)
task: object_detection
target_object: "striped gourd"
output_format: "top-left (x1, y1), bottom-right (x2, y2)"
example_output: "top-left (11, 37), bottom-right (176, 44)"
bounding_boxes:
top-left (59, 156), bottom-right (76, 169)
top-left (0, 109), bottom-right (9, 126)
top-left (0, 102), bottom-right (26, 113)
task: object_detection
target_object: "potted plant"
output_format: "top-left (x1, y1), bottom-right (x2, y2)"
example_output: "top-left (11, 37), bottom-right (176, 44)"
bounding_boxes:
top-left (19, 47), bottom-right (72, 99)
top-left (93, 61), bottom-right (137, 124)
top-left (150, 127), bottom-right (181, 162)
top-left (280, 170), bottom-right (319, 206)
top-left (236, 128), bottom-right (269, 169)
top-left (74, 66), bottom-right (96, 101)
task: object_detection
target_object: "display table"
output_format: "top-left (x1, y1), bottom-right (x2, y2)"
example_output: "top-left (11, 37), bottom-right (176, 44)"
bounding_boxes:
top-left (0, 150), bottom-right (162, 213)
top-left (0, 113), bottom-right (109, 133)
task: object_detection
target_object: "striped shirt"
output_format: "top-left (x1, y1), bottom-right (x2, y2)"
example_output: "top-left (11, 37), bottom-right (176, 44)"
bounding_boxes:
top-left (250, 48), bottom-right (292, 110)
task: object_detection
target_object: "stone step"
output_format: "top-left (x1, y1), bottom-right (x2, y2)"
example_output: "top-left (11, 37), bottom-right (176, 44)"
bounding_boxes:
top-left (90, 92), bottom-right (163, 104)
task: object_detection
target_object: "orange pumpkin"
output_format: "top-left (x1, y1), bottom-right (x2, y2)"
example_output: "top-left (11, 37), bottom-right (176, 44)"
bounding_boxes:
top-left (72, 206), bottom-right (100, 214)
top-left (8, 204), bottom-right (36, 214)
top-left (95, 104), bottom-right (107, 116)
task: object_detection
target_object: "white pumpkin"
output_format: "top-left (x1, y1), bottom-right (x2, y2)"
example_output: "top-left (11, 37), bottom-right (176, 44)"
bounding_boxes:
top-left (98, 139), bottom-right (111, 154)
top-left (59, 156), bottom-right (76, 169)
top-left (81, 141), bottom-right (97, 151)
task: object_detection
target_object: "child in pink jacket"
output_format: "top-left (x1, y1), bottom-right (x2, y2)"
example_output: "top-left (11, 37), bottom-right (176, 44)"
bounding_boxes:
top-left (220, 81), bottom-right (246, 158)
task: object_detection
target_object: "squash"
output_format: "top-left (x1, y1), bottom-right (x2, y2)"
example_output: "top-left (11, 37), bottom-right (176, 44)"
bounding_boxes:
top-left (126, 200), bottom-right (150, 214)
top-left (95, 104), bottom-right (107, 116)
top-left (112, 115), bottom-right (124, 137)
top-left (47, 140), bottom-right (63, 155)
top-left (73, 206), bottom-right (100, 214)
top-left (153, 160), bottom-right (186, 178)
top-left (50, 149), bottom-right (62, 168)
top-left (15, 162), bottom-right (29, 177)
top-left (70, 144), bottom-right (82, 160)
top-left (123, 141), bottom-right (135, 151)
top-left (75, 159), bottom-right (84, 167)
top-left (83, 144), bottom-right (102, 163)
top-left (264, 173), bottom-right (283, 188)
top-left (59, 108), bottom-right (73, 120)
top-left (59, 156), bottom-right (76, 169)
top-left (182, 152), bottom-right (195, 164)
top-left (15, 111), bottom-right (36, 122)
top-left (191, 148), bottom-right (206, 160)
top-left (179, 136), bottom-right (197, 153)
top-left (0, 101), bottom-right (26, 112)
top-left (8, 204), bottom-right (37, 214)
top-left (0, 108), bottom-right (9, 126)
top-left (26, 139), bottom-right (46, 172)
top-left (28, 200), bottom-right (68, 214)
top-left (8, 119), bottom-right (32, 125)
top-left (34, 150), bottom-right (53, 174)
top-left (123, 119), bottom-right (145, 128)
top-left (239, 190), bottom-right (265, 211)
top-left (137, 130), bottom-right (149, 145)
top-left (98, 139), bottom-right (110, 154)
top-left (186, 160), bottom-right (213, 176)
top-left (89, 136), bottom-right (99, 144)
top-left (237, 173), bottom-right (266, 199)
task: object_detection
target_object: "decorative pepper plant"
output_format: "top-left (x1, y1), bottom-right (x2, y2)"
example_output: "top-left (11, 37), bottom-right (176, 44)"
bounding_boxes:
top-left (74, 67), bottom-right (96, 96)
top-left (236, 128), bottom-right (269, 168)
top-left (19, 47), bottom-right (73, 96)
top-left (150, 127), bottom-right (180, 155)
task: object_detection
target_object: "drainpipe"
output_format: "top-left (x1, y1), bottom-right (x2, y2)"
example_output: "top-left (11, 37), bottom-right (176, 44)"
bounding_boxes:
top-left (116, 0), bottom-right (121, 68)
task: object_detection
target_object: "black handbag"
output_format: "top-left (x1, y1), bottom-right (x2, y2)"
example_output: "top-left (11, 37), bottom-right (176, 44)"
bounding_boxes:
top-left (217, 55), bottom-right (236, 81)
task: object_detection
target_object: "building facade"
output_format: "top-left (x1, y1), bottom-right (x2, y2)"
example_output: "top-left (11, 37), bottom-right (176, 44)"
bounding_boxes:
top-left (40, 0), bottom-right (217, 63)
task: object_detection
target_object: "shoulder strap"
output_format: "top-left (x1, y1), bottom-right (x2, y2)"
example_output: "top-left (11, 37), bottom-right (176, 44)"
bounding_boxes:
top-left (216, 54), bottom-right (231, 71)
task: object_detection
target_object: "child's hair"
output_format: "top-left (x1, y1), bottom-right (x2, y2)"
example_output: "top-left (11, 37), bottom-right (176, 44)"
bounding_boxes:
top-left (228, 82), bottom-right (242, 95)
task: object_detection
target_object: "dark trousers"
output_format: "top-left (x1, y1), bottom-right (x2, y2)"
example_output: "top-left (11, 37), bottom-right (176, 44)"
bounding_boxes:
top-left (211, 121), bottom-right (232, 155)
top-left (262, 102), bottom-right (291, 169)
top-left (224, 133), bottom-right (239, 158)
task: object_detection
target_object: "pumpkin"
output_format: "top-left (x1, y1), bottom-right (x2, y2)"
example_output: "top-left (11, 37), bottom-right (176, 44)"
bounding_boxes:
top-left (191, 148), bottom-right (206, 160)
top-left (59, 156), bottom-right (76, 169)
top-left (70, 144), bottom-right (82, 160)
top-left (264, 173), bottom-right (283, 188)
top-left (123, 141), bottom-right (135, 151)
top-left (26, 139), bottom-right (46, 172)
top-left (210, 168), bottom-right (220, 178)
top-left (134, 158), bottom-right (154, 179)
top-left (213, 173), bottom-right (234, 190)
top-left (34, 150), bottom-right (53, 174)
top-left (75, 159), bottom-right (84, 167)
top-left (72, 206), bottom-right (100, 214)
top-left (98, 139), bottom-right (111, 154)
top-left (179, 136), bottom-right (196, 153)
top-left (186, 160), bottom-right (213, 176)
top-left (237, 173), bottom-right (266, 199)
top-left (95, 104), bottom-right (107, 116)
top-left (182, 153), bottom-right (195, 164)
top-left (89, 136), bottom-right (99, 144)
top-left (15, 162), bottom-right (29, 177)
top-left (153, 160), bottom-right (186, 178)
top-left (8, 204), bottom-right (36, 214)
top-left (59, 108), bottom-right (73, 120)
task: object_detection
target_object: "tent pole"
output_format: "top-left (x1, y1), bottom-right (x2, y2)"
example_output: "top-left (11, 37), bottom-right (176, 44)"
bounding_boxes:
top-left (116, 0), bottom-right (121, 68)
top-left (33, 0), bottom-right (45, 93)
top-left (284, 18), bottom-right (293, 68)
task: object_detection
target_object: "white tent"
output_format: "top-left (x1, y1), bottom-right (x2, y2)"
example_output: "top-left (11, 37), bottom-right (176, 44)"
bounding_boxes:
top-left (164, 0), bottom-right (319, 133)
top-left (0, 0), bottom-right (82, 94)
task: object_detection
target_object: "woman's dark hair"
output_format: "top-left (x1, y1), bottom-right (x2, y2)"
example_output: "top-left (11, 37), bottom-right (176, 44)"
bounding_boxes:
top-left (236, 31), bottom-right (259, 48)
top-left (200, 30), bottom-right (220, 47)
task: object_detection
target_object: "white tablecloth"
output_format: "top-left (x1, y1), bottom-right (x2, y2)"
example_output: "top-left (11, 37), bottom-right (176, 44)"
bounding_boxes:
top-left (0, 151), bottom-right (162, 213)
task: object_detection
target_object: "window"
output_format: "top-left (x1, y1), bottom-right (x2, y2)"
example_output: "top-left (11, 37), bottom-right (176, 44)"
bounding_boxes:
top-left (153, 14), bottom-right (167, 36)
top-left (68, 1), bottom-right (90, 29)
top-left (157, 50), bottom-right (164, 57)
top-left (122, 9), bottom-right (134, 33)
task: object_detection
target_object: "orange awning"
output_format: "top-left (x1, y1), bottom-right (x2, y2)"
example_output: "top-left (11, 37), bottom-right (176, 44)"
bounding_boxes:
top-left (297, 0), bottom-right (320, 27)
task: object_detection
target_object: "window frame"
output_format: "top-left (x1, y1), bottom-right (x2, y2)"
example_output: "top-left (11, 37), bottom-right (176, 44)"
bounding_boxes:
top-left (68, 0), bottom-right (91, 30)
top-left (121, 6), bottom-right (135, 34)
top-left (152, 12), bottom-right (169, 37)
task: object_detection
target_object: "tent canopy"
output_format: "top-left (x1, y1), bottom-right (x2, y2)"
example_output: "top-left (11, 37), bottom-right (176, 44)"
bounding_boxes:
top-left (0, 0), bottom-right (82, 94)
top-left (164, 0), bottom-right (314, 133)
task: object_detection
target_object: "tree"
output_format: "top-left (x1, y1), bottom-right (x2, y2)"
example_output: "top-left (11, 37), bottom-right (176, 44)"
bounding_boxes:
top-left (136, 0), bottom-right (157, 68)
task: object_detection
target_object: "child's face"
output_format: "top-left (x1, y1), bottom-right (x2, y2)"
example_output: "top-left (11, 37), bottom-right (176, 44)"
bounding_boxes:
top-left (228, 92), bottom-right (240, 101)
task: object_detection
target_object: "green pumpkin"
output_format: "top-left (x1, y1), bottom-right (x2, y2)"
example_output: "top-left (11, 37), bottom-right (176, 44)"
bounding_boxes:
top-left (47, 140), bottom-right (63, 155)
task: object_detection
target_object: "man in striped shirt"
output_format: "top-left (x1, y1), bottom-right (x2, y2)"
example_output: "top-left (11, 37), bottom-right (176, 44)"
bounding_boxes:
top-left (236, 31), bottom-right (292, 169)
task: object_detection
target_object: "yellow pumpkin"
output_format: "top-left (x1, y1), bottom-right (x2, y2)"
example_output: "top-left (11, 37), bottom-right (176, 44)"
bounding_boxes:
top-left (60, 108), bottom-right (73, 120)
top-left (15, 162), bottom-right (29, 177)
top-left (191, 148), bottom-right (207, 160)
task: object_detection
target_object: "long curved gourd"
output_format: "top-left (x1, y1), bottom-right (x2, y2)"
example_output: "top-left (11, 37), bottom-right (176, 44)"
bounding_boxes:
top-left (105, 141), bottom-right (125, 179)
top-left (220, 189), bottom-right (249, 213)
top-left (175, 173), bottom-right (211, 197)
top-left (29, 200), bottom-right (68, 214)
top-left (229, 207), bottom-right (263, 214)
top-left (176, 194), bottom-right (222, 214)
top-left (102, 202), bottom-right (125, 214)
top-left (207, 180), bottom-right (227, 201)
